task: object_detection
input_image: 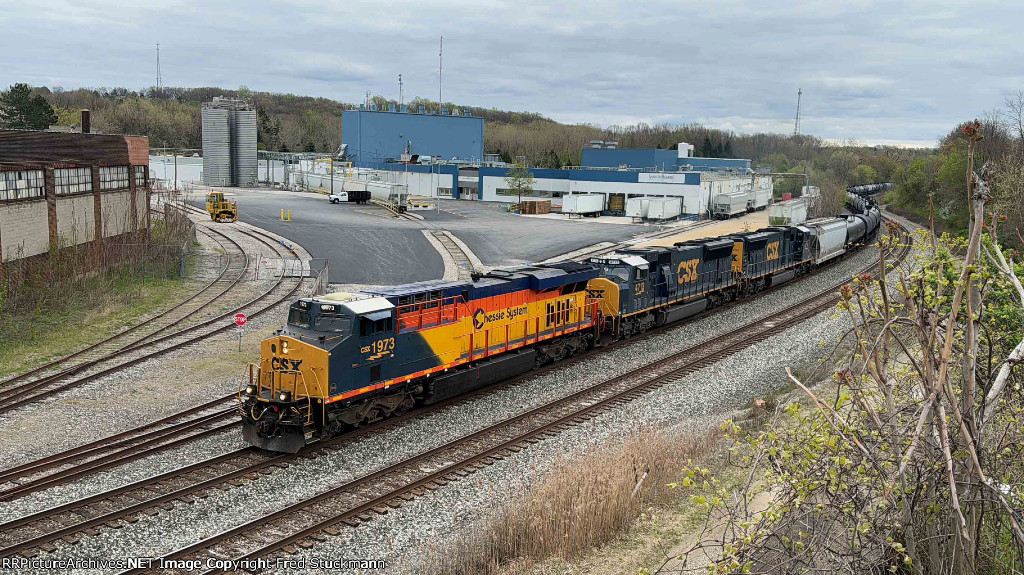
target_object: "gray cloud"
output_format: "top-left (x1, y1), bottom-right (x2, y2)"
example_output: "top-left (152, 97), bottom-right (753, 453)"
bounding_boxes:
top-left (1, 0), bottom-right (1019, 146)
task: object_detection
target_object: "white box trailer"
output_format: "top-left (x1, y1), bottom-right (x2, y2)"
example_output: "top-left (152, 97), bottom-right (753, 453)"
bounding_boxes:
top-left (712, 191), bottom-right (748, 219)
top-left (768, 199), bottom-right (808, 226)
top-left (646, 197), bottom-right (683, 220)
top-left (748, 188), bottom-right (771, 211)
top-left (562, 194), bottom-right (605, 217)
top-left (626, 197), bottom-right (650, 220)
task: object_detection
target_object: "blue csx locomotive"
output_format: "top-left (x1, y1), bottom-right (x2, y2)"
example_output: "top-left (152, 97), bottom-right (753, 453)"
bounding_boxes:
top-left (240, 191), bottom-right (882, 452)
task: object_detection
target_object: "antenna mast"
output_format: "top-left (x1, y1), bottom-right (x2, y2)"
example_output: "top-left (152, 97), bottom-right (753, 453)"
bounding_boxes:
top-left (438, 36), bottom-right (443, 113)
top-left (156, 43), bottom-right (162, 93)
top-left (399, 74), bottom-right (403, 107)
top-left (793, 88), bottom-right (802, 136)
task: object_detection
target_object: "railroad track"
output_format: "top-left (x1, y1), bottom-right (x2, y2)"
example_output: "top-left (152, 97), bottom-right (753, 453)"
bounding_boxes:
top-left (0, 226), bottom-right (310, 504)
top-left (0, 226), bottom-right (913, 560)
top-left (0, 226), bottom-right (247, 392)
top-left (0, 222), bottom-right (907, 565)
top-left (0, 222), bottom-right (304, 417)
top-left (558, 218), bottom-right (715, 263)
top-left (429, 230), bottom-right (474, 278)
top-left (114, 226), bottom-right (910, 574)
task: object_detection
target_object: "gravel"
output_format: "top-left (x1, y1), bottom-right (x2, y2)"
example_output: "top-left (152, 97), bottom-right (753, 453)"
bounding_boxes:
top-left (0, 218), bottom-right (313, 470)
top-left (0, 242), bottom-right (887, 575)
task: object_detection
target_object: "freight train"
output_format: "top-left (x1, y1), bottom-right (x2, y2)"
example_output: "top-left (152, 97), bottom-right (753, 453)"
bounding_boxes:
top-left (239, 193), bottom-right (882, 452)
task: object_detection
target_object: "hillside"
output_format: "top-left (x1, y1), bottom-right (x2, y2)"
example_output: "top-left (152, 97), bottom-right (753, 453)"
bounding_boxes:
top-left (27, 83), bottom-right (997, 238)
top-left (32, 85), bottom-right (842, 168)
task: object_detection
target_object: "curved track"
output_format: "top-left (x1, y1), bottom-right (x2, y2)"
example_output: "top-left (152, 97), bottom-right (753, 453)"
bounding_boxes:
top-left (0, 219), bottom-right (305, 415)
top-left (0, 226), bottom-right (247, 391)
top-left (123, 226), bottom-right (911, 574)
top-left (0, 225), bottom-right (909, 565)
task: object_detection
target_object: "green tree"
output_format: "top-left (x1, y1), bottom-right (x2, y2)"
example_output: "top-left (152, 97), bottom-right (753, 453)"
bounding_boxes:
top-left (851, 163), bottom-right (877, 185)
top-left (0, 83), bottom-right (57, 129)
top-left (504, 160), bottom-right (534, 208)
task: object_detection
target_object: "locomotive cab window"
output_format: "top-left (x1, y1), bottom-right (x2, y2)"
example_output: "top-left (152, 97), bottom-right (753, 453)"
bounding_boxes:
top-left (637, 268), bottom-right (649, 281)
top-left (313, 314), bottom-right (351, 333)
top-left (287, 307), bottom-right (311, 329)
top-left (605, 265), bottom-right (631, 284)
top-left (359, 313), bottom-right (394, 336)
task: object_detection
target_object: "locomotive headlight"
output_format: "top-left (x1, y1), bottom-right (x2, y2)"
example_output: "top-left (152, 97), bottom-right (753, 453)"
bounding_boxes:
top-left (244, 385), bottom-right (255, 396)
top-left (282, 341), bottom-right (289, 355)
top-left (278, 391), bottom-right (292, 402)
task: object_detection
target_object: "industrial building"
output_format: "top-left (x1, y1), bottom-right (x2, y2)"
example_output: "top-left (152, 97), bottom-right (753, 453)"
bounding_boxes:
top-left (156, 100), bottom-right (767, 220)
top-left (579, 141), bottom-right (751, 172)
top-left (0, 126), bottom-right (150, 265)
top-left (327, 106), bottom-right (768, 218)
top-left (201, 97), bottom-right (257, 187)
top-left (341, 105), bottom-right (484, 167)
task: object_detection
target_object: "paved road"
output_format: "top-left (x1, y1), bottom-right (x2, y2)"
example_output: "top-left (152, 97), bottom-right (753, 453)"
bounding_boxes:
top-left (190, 189), bottom-right (646, 285)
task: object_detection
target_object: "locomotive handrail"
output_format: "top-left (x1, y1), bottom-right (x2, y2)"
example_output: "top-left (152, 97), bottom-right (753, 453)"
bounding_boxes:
top-left (396, 295), bottom-right (464, 333)
top-left (241, 364), bottom-right (315, 427)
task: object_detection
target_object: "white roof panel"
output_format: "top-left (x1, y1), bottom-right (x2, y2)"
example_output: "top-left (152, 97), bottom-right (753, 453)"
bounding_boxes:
top-left (342, 296), bottom-right (395, 314)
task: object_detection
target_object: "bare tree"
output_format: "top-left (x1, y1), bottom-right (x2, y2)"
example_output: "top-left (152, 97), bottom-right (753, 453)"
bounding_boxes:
top-left (674, 122), bottom-right (1024, 575)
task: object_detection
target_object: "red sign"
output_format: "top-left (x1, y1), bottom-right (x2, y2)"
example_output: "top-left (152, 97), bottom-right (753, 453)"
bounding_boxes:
top-left (782, 193), bottom-right (792, 201)
top-left (234, 313), bottom-right (247, 327)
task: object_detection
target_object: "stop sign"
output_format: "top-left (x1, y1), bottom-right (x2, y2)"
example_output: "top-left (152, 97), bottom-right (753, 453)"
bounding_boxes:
top-left (234, 313), bottom-right (247, 327)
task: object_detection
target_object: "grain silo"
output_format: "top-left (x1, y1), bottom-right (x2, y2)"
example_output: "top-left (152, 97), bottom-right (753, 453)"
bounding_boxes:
top-left (201, 106), bottom-right (232, 186)
top-left (202, 97), bottom-right (257, 187)
top-left (231, 109), bottom-right (257, 186)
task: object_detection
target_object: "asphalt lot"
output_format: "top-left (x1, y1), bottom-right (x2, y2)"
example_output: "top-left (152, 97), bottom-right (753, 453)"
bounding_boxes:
top-left (190, 189), bottom-right (646, 285)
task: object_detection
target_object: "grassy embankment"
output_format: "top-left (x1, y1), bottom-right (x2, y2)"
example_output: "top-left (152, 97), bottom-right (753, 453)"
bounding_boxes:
top-left (0, 271), bottom-right (203, 380)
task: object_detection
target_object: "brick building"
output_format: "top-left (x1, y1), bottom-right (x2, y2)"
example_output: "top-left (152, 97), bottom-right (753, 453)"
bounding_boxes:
top-left (0, 129), bottom-right (150, 267)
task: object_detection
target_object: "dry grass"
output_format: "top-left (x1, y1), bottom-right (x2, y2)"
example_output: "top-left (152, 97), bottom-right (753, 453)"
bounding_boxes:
top-left (421, 427), bottom-right (721, 575)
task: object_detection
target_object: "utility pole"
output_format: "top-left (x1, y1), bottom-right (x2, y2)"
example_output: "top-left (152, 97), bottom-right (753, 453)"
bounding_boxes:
top-left (156, 43), bottom-right (162, 94)
top-left (793, 88), bottom-right (802, 136)
top-left (438, 36), bottom-right (443, 114)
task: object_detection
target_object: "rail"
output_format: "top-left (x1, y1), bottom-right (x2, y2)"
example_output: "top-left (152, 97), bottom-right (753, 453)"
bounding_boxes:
top-left (0, 225), bottom-right (909, 563)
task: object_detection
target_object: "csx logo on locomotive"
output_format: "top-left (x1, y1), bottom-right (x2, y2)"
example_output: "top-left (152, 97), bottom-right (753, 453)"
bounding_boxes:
top-left (271, 357), bottom-right (303, 371)
top-left (677, 259), bottom-right (699, 284)
top-left (473, 305), bottom-right (529, 330)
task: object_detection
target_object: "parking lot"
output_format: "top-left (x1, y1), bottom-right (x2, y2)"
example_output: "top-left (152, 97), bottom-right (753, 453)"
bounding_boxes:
top-left (189, 188), bottom-right (648, 285)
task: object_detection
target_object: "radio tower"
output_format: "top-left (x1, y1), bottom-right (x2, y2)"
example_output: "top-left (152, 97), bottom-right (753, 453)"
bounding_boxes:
top-left (793, 88), bottom-right (802, 136)
top-left (156, 43), bottom-right (162, 93)
top-left (438, 36), bottom-right (443, 113)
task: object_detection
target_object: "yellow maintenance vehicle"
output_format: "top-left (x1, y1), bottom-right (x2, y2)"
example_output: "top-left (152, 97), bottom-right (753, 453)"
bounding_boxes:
top-left (205, 191), bottom-right (238, 222)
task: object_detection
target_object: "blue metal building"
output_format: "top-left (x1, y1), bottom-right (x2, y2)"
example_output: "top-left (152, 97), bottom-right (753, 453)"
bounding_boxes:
top-left (581, 148), bottom-right (751, 172)
top-left (342, 107), bottom-right (484, 167)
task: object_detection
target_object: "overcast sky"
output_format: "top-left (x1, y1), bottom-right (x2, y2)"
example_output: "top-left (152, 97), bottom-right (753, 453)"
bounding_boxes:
top-left (2, 0), bottom-right (1020, 147)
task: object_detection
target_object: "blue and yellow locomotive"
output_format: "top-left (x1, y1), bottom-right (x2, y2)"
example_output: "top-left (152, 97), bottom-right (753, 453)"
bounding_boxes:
top-left (240, 192), bottom-right (882, 452)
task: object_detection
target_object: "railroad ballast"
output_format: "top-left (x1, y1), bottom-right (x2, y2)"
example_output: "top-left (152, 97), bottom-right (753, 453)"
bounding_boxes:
top-left (239, 192), bottom-right (882, 452)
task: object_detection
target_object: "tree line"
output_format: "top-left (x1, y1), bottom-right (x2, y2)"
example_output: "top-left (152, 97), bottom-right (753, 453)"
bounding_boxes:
top-left (18, 81), bottom-right (1024, 244)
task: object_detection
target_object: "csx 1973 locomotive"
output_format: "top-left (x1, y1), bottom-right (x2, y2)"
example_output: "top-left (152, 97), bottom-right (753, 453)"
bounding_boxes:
top-left (240, 192), bottom-right (882, 452)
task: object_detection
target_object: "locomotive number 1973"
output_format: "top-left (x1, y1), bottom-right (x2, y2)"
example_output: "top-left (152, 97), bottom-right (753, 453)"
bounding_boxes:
top-left (361, 337), bottom-right (396, 355)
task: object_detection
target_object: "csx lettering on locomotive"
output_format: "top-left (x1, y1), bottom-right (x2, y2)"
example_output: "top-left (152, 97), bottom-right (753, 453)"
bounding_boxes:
top-left (271, 357), bottom-right (303, 371)
top-left (677, 259), bottom-right (699, 283)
